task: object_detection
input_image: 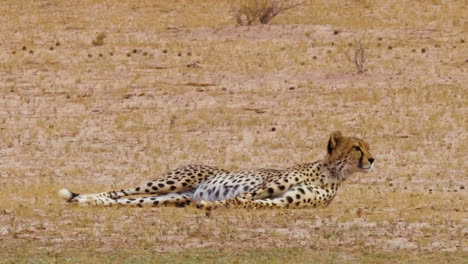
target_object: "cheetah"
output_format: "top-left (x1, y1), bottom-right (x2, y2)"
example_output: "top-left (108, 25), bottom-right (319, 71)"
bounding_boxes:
top-left (58, 131), bottom-right (374, 209)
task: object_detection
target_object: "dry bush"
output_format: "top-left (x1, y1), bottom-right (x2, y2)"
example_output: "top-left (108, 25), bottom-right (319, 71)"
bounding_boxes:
top-left (232, 0), bottom-right (305, 25)
top-left (345, 40), bottom-right (367, 74)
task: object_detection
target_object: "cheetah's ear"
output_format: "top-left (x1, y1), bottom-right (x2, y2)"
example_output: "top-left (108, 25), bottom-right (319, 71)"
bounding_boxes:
top-left (327, 131), bottom-right (343, 154)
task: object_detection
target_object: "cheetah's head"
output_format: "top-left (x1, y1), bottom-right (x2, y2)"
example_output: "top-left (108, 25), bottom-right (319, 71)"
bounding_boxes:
top-left (325, 131), bottom-right (375, 179)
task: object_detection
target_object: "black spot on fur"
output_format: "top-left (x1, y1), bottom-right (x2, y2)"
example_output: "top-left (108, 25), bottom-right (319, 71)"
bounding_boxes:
top-left (147, 182), bottom-right (153, 187)
top-left (152, 186), bottom-right (158, 191)
top-left (279, 185), bottom-right (286, 190)
top-left (286, 196), bottom-right (293, 203)
top-left (158, 183), bottom-right (165, 188)
top-left (167, 180), bottom-right (175, 185)
top-left (268, 188), bottom-right (274, 194)
top-left (298, 188), bottom-right (305, 194)
top-left (170, 186), bottom-right (176, 190)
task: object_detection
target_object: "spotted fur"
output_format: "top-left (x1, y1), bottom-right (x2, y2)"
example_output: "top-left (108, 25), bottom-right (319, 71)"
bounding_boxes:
top-left (59, 131), bottom-right (374, 209)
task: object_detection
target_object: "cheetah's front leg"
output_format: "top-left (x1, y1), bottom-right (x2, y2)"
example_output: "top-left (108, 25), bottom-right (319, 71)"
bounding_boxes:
top-left (236, 171), bottom-right (304, 202)
top-left (195, 198), bottom-right (239, 210)
top-left (197, 184), bottom-right (334, 210)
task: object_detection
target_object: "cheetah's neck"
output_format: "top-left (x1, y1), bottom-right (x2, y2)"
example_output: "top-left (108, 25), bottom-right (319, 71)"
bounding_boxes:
top-left (320, 158), bottom-right (351, 183)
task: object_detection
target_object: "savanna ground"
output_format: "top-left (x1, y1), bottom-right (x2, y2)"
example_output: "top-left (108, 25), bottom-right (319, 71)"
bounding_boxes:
top-left (0, 0), bottom-right (467, 263)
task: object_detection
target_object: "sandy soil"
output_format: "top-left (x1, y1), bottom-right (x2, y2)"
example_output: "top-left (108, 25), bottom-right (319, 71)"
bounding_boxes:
top-left (0, 0), bottom-right (467, 262)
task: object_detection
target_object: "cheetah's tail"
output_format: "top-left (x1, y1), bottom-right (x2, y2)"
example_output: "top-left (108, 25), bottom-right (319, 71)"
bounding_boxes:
top-left (58, 188), bottom-right (79, 202)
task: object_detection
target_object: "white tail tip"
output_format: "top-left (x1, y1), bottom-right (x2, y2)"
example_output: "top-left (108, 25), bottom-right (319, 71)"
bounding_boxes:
top-left (58, 188), bottom-right (74, 201)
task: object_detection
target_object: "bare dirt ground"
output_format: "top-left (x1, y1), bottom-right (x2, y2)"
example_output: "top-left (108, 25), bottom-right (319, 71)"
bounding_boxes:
top-left (0, 0), bottom-right (467, 263)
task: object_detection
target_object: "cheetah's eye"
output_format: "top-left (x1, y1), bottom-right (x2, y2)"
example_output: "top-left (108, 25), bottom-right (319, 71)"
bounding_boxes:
top-left (353, 146), bottom-right (361, 151)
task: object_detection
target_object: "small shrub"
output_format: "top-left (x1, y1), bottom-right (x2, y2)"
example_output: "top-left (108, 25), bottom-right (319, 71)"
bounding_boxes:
top-left (232, 0), bottom-right (305, 26)
top-left (345, 40), bottom-right (367, 74)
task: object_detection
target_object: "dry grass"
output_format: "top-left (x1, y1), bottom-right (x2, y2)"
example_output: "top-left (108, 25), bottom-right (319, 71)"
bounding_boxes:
top-left (0, 0), bottom-right (467, 263)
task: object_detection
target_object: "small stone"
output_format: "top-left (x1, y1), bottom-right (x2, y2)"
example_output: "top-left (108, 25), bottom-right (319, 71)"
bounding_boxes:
top-left (421, 48), bottom-right (426, 53)
top-left (271, 127), bottom-right (276, 132)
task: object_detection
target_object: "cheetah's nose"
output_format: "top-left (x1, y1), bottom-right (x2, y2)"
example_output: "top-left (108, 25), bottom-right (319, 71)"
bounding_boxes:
top-left (368, 158), bottom-right (375, 164)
